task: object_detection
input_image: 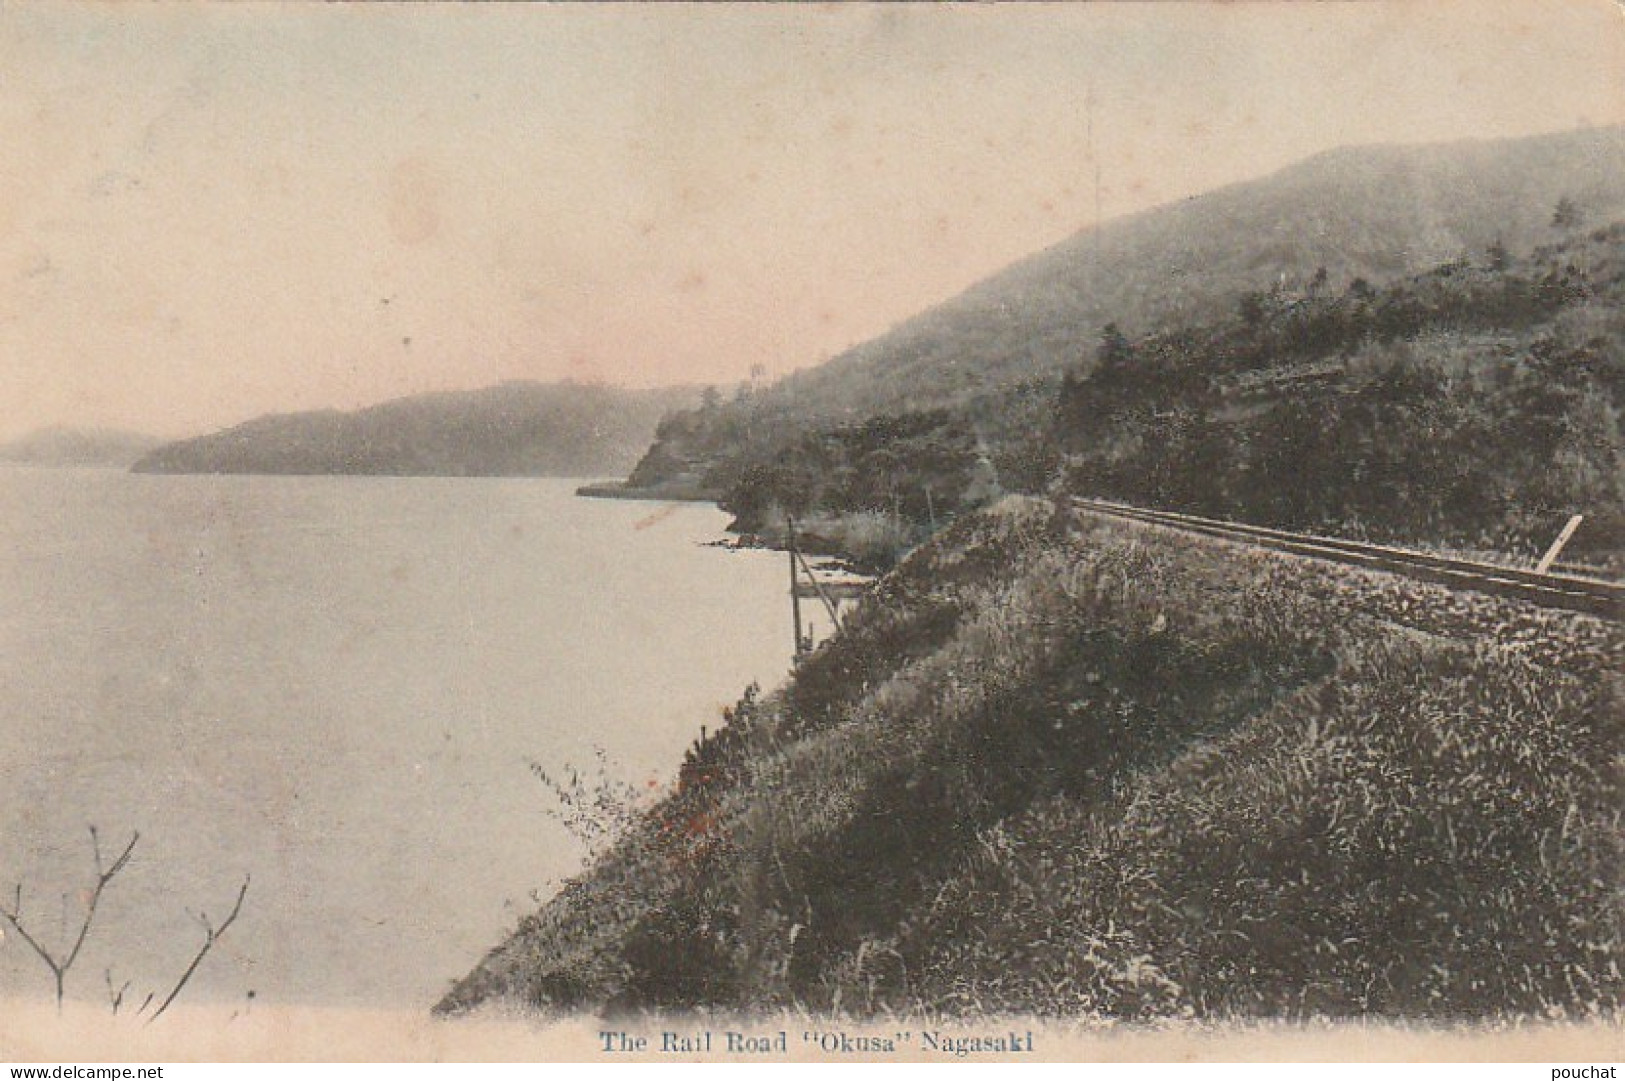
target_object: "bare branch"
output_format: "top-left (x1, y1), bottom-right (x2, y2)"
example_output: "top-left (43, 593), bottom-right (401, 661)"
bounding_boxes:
top-left (149, 876), bottom-right (249, 1023)
top-left (104, 832), bottom-right (138, 881)
top-left (61, 829), bottom-right (140, 980)
top-left (0, 885), bottom-right (64, 991)
top-left (0, 829), bottom-right (139, 1009)
top-left (104, 968), bottom-right (131, 1015)
top-left (5, 829), bottom-right (254, 1019)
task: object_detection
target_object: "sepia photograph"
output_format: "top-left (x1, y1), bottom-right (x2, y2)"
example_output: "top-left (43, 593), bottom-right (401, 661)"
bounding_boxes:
top-left (0, 0), bottom-right (1621, 1066)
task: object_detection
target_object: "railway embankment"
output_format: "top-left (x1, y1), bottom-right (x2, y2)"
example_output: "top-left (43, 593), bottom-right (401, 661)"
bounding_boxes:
top-left (438, 495), bottom-right (1622, 1022)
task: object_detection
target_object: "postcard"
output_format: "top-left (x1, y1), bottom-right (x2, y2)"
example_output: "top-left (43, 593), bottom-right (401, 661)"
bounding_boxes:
top-left (1, 1), bottom-right (1620, 1066)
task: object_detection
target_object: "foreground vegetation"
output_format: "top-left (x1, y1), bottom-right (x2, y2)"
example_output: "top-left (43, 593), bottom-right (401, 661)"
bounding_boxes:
top-left (439, 498), bottom-right (1622, 1021)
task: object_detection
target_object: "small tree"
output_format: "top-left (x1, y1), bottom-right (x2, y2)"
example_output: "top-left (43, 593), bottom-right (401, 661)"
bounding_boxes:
top-left (0, 828), bottom-right (137, 1010)
top-left (1238, 291), bottom-right (1269, 327)
top-left (148, 877), bottom-right (250, 1021)
top-left (1552, 196), bottom-right (1584, 233)
top-left (529, 747), bottom-right (646, 861)
top-left (1, 827), bottom-right (250, 1018)
top-left (1095, 323), bottom-right (1136, 380)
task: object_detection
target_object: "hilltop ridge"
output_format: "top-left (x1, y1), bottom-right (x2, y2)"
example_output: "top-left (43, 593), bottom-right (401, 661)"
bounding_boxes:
top-left (762, 125), bottom-right (1625, 424)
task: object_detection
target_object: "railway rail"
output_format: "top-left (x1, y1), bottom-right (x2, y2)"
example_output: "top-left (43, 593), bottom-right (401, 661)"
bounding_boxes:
top-left (1070, 497), bottom-right (1624, 621)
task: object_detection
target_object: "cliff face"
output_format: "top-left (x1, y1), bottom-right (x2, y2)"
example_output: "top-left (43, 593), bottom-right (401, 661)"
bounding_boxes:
top-left (438, 496), bottom-right (1622, 1022)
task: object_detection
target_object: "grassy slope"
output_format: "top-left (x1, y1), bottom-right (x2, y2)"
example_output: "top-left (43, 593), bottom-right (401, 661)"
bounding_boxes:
top-left (437, 497), bottom-right (1622, 1022)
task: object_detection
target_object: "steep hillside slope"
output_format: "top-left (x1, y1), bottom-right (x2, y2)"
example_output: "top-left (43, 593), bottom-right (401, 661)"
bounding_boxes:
top-left (642, 221), bottom-right (1625, 573)
top-left (438, 497), bottom-right (1621, 1022)
top-left (766, 125), bottom-right (1625, 424)
top-left (622, 128), bottom-right (1625, 550)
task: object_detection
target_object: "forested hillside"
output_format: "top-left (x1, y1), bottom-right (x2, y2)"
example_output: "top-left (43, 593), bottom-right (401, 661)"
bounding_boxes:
top-left (636, 221), bottom-right (1625, 570)
top-left (1050, 223), bottom-right (1625, 563)
top-left (635, 126), bottom-right (1624, 457)
top-left (620, 128), bottom-right (1625, 567)
top-left (767, 126), bottom-right (1625, 424)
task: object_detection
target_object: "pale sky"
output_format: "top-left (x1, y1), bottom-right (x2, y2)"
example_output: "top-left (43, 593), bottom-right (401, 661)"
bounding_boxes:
top-left (2, 1), bottom-right (1622, 441)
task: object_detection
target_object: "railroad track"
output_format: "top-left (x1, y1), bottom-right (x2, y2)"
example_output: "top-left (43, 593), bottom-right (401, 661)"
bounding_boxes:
top-left (1070, 497), bottom-right (1624, 621)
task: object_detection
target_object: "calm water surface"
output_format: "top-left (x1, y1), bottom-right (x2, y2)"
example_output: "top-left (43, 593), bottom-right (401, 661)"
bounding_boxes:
top-left (0, 469), bottom-right (794, 1008)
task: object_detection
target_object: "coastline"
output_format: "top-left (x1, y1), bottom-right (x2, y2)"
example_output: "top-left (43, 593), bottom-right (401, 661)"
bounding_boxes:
top-left (574, 479), bottom-right (719, 503)
top-left (573, 480), bottom-right (888, 576)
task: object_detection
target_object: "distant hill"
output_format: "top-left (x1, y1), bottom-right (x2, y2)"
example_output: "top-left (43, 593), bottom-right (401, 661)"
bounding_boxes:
top-left (0, 426), bottom-right (162, 467)
top-left (761, 125), bottom-right (1625, 425)
top-left (132, 382), bottom-right (700, 478)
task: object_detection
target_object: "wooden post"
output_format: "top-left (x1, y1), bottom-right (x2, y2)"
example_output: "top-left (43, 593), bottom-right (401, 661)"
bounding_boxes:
top-left (795, 547), bottom-right (842, 628)
top-left (1535, 514), bottom-right (1584, 574)
top-left (787, 515), bottom-right (805, 658)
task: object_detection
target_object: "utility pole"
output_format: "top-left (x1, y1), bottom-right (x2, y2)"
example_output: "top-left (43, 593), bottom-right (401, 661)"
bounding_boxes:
top-left (787, 515), bottom-right (805, 659)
